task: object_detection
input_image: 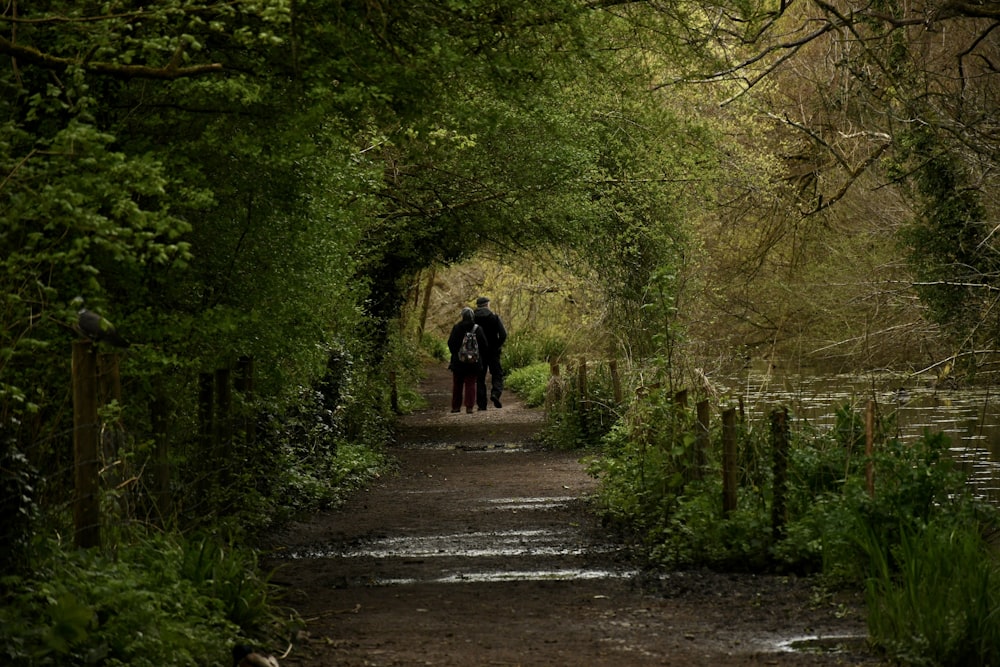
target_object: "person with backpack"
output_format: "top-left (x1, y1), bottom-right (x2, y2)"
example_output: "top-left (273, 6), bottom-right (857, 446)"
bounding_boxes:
top-left (447, 307), bottom-right (489, 414)
top-left (473, 296), bottom-right (507, 410)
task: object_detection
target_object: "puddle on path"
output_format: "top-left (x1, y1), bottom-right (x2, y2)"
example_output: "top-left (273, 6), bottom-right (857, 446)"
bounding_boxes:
top-left (774, 634), bottom-right (870, 654)
top-left (375, 568), bottom-right (639, 585)
top-left (283, 528), bottom-right (620, 560)
top-left (395, 441), bottom-right (530, 452)
top-left (488, 496), bottom-right (575, 510)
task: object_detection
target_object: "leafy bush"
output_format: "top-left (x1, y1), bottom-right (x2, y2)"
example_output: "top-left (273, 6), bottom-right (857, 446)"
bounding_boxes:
top-left (589, 398), bottom-right (1000, 664)
top-left (419, 333), bottom-right (448, 362)
top-left (179, 533), bottom-right (283, 635)
top-left (0, 431), bottom-right (37, 574)
top-left (541, 360), bottom-right (621, 449)
top-left (587, 393), bottom-right (714, 560)
top-left (0, 533), bottom-right (284, 666)
top-left (500, 334), bottom-right (539, 372)
top-left (588, 399), bottom-right (993, 584)
top-left (505, 363), bottom-right (550, 407)
top-left (788, 430), bottom-right (979, 584)
top-left (501, 332), bottom-right (567, 373)
top-left (859, 518), bottom-right (1000, 666)
top-left (198, 345), bottom-right (391, 533)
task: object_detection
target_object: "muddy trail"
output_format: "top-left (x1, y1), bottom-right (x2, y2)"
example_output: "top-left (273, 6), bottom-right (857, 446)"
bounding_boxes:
top-left (265, 363), bottom-right (886, 666)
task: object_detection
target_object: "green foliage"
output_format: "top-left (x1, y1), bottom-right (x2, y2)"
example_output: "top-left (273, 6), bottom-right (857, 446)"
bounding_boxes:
top-left (419, 334), bottom-right (449, 363)
top-left (898, 128), bottom-right (995, 342)
top-left (586, 390), bottom-right (704, 555)
top-left (502, 332), bottom-right (568, 373)
top-left (236, 352), bottom-right (390, 530)
top-left (541, 360), bottom-right (621, 450)
top-left (16, 1), bottom-right (1000, 662)
top-left (859, 519), bottom-right (1000, 666)
top-left (645, 484), bottom-right (774, 571)
top-left (588, 395), bottom-right (990, 589)
top-left (179, 535), bottom-right (278, 634)
top-left (0, 430), bottom-right (37, 573)
top-left (505, 363), bottom-right (551, 408)
top-left (0, 532), bottom-right (282, 666)
top-left (2, 2), bottom-right (630, 649)
top-left (500, 335), bottom-right (542, 373)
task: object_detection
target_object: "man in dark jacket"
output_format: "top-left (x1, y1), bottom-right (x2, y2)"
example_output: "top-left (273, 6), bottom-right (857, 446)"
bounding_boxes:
top-left (473, 296), bottom-right (507, 409)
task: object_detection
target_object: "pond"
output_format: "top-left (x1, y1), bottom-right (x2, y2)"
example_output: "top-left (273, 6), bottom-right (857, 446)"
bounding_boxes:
top-left (716, 367), bottom-right (1000, 504)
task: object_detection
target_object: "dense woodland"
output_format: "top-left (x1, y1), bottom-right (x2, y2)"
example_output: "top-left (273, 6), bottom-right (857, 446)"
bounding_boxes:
top-left (3, 0), bottom-right (1000, 664)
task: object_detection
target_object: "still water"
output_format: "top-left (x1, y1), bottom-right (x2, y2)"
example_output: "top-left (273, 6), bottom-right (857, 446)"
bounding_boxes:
top-left (716, 369), bottom-right (1000, 503)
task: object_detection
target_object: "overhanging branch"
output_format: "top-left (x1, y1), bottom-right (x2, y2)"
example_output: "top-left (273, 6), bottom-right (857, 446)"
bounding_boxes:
top-left (0, 36), bottom-right (223, 79)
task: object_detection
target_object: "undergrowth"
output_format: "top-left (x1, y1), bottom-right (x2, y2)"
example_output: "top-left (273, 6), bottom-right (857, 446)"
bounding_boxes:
top-left (505, 363), bottom-right (549, 407)
top-left (568, 368), bottom-right (1000, 665)
top-left (1, 345), bottom-right (394, 666)
top-left (0, 531), bottom-right (285, 666)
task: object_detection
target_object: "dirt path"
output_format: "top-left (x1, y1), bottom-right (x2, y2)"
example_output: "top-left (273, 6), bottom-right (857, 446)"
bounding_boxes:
top-left (266, 363), bottom-right (886, 666)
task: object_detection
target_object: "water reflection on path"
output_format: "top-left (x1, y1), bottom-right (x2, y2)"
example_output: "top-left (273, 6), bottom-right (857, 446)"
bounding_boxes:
top-left (718, 371), bottom-right (1000, 503)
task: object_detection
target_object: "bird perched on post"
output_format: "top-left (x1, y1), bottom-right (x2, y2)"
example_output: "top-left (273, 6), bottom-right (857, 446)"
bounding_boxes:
top-left (76, 308), bottom-right (130, 348)
top-left (232, 644), bottom-right (280, 667)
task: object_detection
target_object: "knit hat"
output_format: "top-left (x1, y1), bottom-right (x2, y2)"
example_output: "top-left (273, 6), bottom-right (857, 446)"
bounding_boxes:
top-left (475, 296), bottom-right (490, 307)
top-left (461, 307), bottom-right (475, 322)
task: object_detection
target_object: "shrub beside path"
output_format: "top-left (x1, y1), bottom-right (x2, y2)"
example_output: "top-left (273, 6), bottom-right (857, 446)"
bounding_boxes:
top-left (267, 362), bottom-right (885, 666)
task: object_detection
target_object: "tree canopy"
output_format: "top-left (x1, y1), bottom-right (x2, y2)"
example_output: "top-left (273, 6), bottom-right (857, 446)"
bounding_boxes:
top-left (6, 0), bottom-right (1000, 662)
top-left (4, 0), bottom-right (1000, 575)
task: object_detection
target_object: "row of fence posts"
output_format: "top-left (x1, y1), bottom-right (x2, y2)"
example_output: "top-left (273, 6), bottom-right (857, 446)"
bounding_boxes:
top-left (72, 340), bottom-right (254, 549)
top-left (559, 358), bottom-right (881, 538)
top-left (72, 347), bottom-right (881, 548)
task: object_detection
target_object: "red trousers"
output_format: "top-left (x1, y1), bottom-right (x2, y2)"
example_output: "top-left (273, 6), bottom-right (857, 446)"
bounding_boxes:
top-left (451, 372), bottom-right (477, 411)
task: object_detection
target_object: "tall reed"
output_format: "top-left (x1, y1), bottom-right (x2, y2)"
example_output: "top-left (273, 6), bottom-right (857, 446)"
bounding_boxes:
top-left (859, 519), bottom-right (1000, 666)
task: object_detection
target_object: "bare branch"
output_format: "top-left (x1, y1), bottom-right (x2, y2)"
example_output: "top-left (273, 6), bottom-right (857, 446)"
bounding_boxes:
top-left (912, 280), bottom-right (1000, 292)
top-left (677, 21), bottom-right (836, 85)
top-left (936, 0), bottom-right (1000, 21)
top-left (0, 36), bottom-right (223, 79)
top-left (0, 10), bottom-right (156, 24)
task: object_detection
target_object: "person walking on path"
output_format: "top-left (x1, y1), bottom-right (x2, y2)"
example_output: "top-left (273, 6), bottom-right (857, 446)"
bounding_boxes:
top-left (473, 296), bottom-right (507, 410)
top-left (447, 307), bottom-right (489, 413)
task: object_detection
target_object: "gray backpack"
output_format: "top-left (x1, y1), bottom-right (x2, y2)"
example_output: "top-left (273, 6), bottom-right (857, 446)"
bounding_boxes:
top-left (458, 325), bottom-right (480, 364)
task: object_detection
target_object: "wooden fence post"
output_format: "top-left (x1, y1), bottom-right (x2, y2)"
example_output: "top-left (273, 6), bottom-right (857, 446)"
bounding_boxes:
top-left (72, 341), bottom-right (101, 549)
top-left (865, 400), bottom-right (875, 497)
top-left (198, 372), bottom-right (214, 450)
top-left (695, 400), bottom-right (710, 479)
top-left (546, 362), bottom-right (563, 411)
top-left (722, 407), bottom-right (738, 516)
top-left (673, 389), bottom-right (688, 408)
top-left (235, 355), bottom-right (256, 444)
top-left (609, 360), bottom-right (622, 405)
top-left (150, 389), bottom-right (170, 524)
top-left (214, 367), bottom-right (232, 449)
top-left (771, 407), bottom-right (789, 540)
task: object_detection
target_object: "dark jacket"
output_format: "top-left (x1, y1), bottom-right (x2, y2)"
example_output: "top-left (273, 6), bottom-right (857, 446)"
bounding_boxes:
top-left (473, 307), bottom-right (506, 359)
top-left (448, 321), bottom-right (489, 374)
